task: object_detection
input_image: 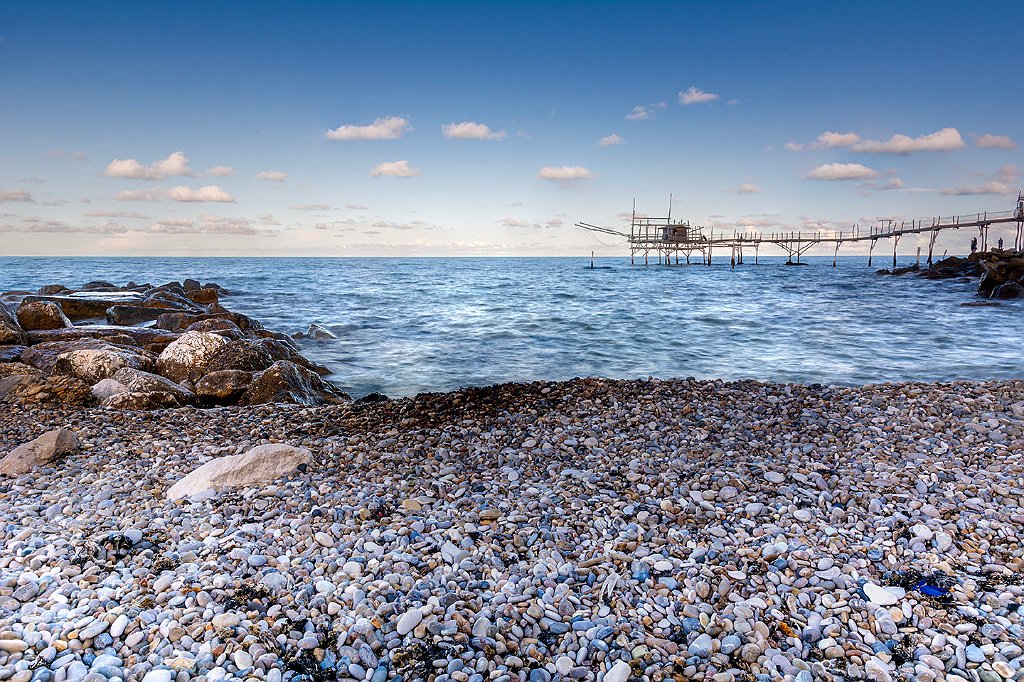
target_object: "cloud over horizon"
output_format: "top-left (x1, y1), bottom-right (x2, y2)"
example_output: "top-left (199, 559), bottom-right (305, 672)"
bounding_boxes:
top-left (805, 163), bottom-right (879, 181)
top-left (538, 166), bottom-right (592, 187)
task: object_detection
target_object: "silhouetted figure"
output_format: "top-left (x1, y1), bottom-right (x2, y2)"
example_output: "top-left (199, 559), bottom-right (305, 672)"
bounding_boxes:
top-left (998, 237), bottom-right (1004, 250)
top-left (970, 237), bottom-right (978, 253)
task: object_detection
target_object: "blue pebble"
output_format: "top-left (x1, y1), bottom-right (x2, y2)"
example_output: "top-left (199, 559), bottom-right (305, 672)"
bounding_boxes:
top-left (681, 617), bottom-right (702, 634)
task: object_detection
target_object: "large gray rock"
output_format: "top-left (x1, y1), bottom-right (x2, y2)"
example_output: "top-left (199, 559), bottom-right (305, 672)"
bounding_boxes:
top-left (166, 444), bottom-right (312, 500)
top-left (91, 378), bottom-right (128, 401)
top-left (0, 345), bottom-right (26, 363)
top-left (0, 429), bottom-right (79, 476)
top-left (53, 347), bottom-right (155, 384)
top-left (112, 367), bottom-right (194, 404)
top-left (241, 360), bottom-right (349, 406)
top-left (15, 301), bottom-right (72, 331)
top-left (102, 391), bottom-right (181, 410)
top-left (105, 305), bottom-right (166, 326)
top-left (156, 331), bottom-right (230, 383)
top-left (0, 304), bottom-right (28, 345)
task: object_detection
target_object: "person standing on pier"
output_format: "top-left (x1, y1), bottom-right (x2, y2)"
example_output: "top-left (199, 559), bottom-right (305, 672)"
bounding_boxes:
top-left (971, 237), bottom-right (978, 253)
top-left (997, 237), bottom-right (1003, 250)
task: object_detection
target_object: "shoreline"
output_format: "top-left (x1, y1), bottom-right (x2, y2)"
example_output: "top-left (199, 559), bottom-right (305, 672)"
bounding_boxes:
top-left (2, 376), bottom-right (1023, 682)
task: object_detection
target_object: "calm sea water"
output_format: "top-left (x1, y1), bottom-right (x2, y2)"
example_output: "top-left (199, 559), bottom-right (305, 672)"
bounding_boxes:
top-left (1, 257), bottom-right (1021, 397)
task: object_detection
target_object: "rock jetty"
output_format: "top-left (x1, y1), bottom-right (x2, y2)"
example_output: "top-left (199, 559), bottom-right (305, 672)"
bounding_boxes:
top-left (0, 279), bottom-right (349, 409)
top-left (0, 376), bottom-right (1022, 682)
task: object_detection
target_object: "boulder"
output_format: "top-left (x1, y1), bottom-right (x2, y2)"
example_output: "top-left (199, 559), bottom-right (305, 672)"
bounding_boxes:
top-left (195, 370), bottom-right (253, 403)
top-left (241, 360), bottom-right (350, 406)
top-left (0, 304), bottom-right (28, 345)
top-left (0, 429), bottom-right (79, 477)
top-left (0, 373), bottom-right (94, 406)
top-left (21, 339), bottom-right (128, 373)
top-left (183, 278), bottom-right (202, 291)
top-left (106, 305), bottom-right (166, 326)
top-left (184, 318), bottom-right (244, 340)
top-left (992, 281), bottom-right (1023, 299)
top-left (0, 362), bottom-right (36, 379)
top-left (203, 339), bottom-right (274, 374)
top-left (26, 326), bottom-right (178, 347)
top-left (80, 280), bottom-right (118, 290)
top-left (53, 347), bottom-right (156, 384)
top-left (0, 345), bottom-right (26, 363)
top-left (154, 311), bottom-right (201, 332)
top-left (21, 293), bottom-right (145, 320)
top-left (91, 378), bottom-right (128, 401)
top-left (36, 284), bottom-right (70, 296)
top-left (294, 323), bottom-right (337, 340)
top-left (15, 301), bottom-right (72, 330)
top-left (156, 331), bottom-right (231, 383)
top-left (166, 443), bottom-right (312, 500)
top-left (256, 338), bottom-right (331, 376)
top-left (112, 367), bottom-right (195, 404)
top-left (102, 391), bottom-right (181, 410)
top-left (185, 287), bottom-right (219, 305)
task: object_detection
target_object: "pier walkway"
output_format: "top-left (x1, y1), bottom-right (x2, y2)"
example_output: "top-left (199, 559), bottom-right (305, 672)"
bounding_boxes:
top-left (578, 194), bottom-right (1024, 267)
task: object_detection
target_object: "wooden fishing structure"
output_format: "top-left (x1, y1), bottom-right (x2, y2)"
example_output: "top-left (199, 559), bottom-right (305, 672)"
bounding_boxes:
top-left (578, 193), bottom-right (1024, 268)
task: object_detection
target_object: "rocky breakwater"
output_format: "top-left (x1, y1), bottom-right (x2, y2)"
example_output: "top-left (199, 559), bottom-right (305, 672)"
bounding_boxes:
top-left (0, 278), bottom-right (349, 409)
top-left (880, 251), bottom-right (1024, 302)
top-left (1, 378), bottom-right (1024, 682)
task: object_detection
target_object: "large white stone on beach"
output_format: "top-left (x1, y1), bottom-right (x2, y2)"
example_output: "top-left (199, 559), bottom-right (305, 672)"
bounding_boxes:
top-left (396, 608), bottom-right (423, 635)
top-left (863, 582), bottom-right (901, 606)
top-left (166, 443), bottom-right (312, 500)
top-left (156, 330), bottom-right (230, 383)
top-left (54, 347), bottom-right (153, 384)
top-left (605, 660), bottom-right (632, 682)
top-left (0, 429), bottom-right (79, 477)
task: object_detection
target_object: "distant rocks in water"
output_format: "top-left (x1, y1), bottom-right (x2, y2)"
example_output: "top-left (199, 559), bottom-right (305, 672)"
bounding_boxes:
top-left (0, 428), bottom-right (78, 476)
top-left (0, 278), bottom-right (348, 410)
top-left (887, 250), bottom-right (1024, 301)
top-left (165, 443), bottom-right (312, 500)
top-left (293, 322), bottom-right (337, 340)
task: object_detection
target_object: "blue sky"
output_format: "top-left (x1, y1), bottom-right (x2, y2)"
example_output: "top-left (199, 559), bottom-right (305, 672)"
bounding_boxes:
top-left (1, 1), bottom-right (1021, 256)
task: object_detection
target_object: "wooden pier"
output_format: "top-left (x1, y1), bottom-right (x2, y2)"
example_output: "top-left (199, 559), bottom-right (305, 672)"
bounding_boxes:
top-left (578, 193), bottom-right (1024, 268)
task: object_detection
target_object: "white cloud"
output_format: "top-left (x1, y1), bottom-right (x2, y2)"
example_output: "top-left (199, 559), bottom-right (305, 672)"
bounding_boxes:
top-left (997, 164), bottom-right (1021, 182)
top-left (975, 134), bottom-right (1016, 150)
top-left (805, 163), bottom-right (879, 181)
top-left (167, 185), bottom-right (235, 202)
top-left (785, 131), bottom-right (861, 152)
top-left (442, 122), bottom-right (505, 140)
top-left (940, 182), bottom-right (1015, 196)
top-left (291, 203), bottom-right (333, 211)
top-left (369, 160), bottom-right (420, 178)
top-left (538, 166), bottom-right (592, 187)
top-left (880, 178), bottom-right (904, 191)
top-left (105, 151), bottom-right (194, 180)
top-left (0, 189), bottom-right (34, 202)
top-left (679, 86), bottom-right (719, 105)
top-left (257, 170), bottom-right (288, 182)
top-left (733, 182), bottom-right (761, 194)
top-left (599, 134), bottom-right (624, 147)
top-left (206, 165), bottom-right (235, 176)
top-left (624, 102), bottom-right (666, 121)
top-left (326, 116), bottom-right (410, 141)
top-left (625, 106), bottom-right (651, 120)
top-left (114, 189), bottom-right (163, 202)
top-left (851, 127), bottom-right (964, 154)
top-left (346, 203), bottom-right (368, 210)
top-left (85, 210), bottom-right (150, 219)
top-left (18, 217), bottom-right (127, 234)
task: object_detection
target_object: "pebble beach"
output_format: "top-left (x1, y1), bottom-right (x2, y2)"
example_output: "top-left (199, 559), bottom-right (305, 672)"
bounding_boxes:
top-left (2, 377), bottom-right (1023, 682)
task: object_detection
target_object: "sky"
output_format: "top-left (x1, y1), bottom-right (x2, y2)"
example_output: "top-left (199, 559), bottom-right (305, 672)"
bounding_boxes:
top-left (1, 1), bottom-right (1022, 257)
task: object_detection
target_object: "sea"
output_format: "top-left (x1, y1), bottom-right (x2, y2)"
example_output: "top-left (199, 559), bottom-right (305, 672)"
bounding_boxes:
top-left (1, 256), bottom-right (1021, 398)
